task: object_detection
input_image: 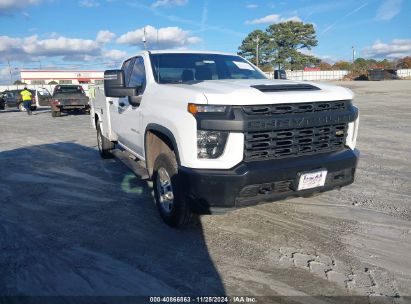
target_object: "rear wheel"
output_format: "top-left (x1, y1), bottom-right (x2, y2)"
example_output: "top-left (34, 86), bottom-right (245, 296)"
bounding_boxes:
top-left (18, 103), bottom-right (25, 112)
top-left (97, 125), bottom-right (114, 159)
top-left (153, 152), bottom-right (192, 227)
top-left (30, 106), bottom-right (37, 111)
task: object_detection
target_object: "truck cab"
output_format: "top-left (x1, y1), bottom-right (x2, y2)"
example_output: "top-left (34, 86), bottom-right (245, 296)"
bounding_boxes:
top-left (90, 50), bottom-right (359, 227)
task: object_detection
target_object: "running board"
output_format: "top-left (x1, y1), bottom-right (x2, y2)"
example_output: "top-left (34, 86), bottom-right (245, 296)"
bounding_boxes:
top-left (113, 149), bottom-right (150, 180)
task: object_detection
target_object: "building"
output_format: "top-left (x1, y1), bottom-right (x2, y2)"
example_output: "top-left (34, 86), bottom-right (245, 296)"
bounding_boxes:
top-left (20, 70), bottom-right (104, 85)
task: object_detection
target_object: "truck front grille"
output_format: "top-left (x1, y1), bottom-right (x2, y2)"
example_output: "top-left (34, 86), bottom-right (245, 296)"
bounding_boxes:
top-left (244, 124), bottom-right (346, 160)
top-left (242, 100), bottom-right (351, 161)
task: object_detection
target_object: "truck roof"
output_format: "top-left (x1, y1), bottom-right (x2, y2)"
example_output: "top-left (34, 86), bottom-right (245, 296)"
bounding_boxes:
top-left (140, 50), bottom-right (236, 56)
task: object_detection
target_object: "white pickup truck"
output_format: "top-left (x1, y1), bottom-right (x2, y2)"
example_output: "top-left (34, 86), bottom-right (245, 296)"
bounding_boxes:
top-left (90, 50), bottom-right (359, 227)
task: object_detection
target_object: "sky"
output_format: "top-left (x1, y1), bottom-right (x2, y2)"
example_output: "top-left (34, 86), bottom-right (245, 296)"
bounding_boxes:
top-left (0, 0), bottom-right (410, 83)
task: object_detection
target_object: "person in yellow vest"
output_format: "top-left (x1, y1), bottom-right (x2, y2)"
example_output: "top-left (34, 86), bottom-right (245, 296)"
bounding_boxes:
top-left (88, 86), bottom-right (95, 101)
top-left (20, 87), bottom-right (33, 115)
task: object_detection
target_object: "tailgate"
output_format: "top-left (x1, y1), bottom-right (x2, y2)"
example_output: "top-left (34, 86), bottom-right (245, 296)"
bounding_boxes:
top-left (54, 92), bottom-right (89, 107)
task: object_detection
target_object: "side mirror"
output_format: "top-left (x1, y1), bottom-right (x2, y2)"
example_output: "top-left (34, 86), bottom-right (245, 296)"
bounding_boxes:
top-left (104, 70), bottom-right (138, 97)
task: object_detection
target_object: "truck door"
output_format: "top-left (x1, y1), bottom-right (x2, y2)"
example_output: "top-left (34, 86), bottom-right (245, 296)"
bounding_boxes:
top-left (109, 57), bottom-right (135, 145)
top-left (111, 56), bottom-right (146, 157)
top-left (37, 88), bottom-right (51, 106)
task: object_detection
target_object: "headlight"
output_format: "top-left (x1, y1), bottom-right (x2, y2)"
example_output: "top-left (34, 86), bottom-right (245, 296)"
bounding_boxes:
top-left (197, 130), bottom-right (228, 159)
top-left (346, 113), bottom-right (359, 150)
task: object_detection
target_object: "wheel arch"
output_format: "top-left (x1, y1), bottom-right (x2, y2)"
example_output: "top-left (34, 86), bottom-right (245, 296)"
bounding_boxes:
top-left (145, 124), bottom-right (181, 178)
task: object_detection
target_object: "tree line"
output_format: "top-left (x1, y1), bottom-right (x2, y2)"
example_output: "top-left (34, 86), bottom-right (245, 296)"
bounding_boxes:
top-left (320, 57), bottom-right (411, 72)
top-left (238, 21), bottom-right (411, 72)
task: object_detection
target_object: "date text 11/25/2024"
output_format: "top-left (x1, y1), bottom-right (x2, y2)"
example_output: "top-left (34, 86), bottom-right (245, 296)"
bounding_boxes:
top-left (149, 296), bottom-right (257, 303)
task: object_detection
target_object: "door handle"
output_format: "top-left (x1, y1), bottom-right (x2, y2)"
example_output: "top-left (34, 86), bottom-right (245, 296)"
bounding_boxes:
top-left (119, 102), bottom-right (126, 107)
top-left (108, 100), bottom-right (113, 105)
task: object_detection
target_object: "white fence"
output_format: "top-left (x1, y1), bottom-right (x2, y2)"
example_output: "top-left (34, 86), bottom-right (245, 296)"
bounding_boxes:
top-left (286, 70), bottom-right (349, 81)
top-left (396, 69), bottom-right (411, 79)
top-left (1, 69), bottom-right (411, 91)
top-left (265, 70), bottom-right (349, 81)
top-left (266, 69), bottom-right (411, 81)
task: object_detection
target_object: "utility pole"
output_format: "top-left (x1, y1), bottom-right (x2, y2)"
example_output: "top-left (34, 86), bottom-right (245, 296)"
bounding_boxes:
top-left (255, 35), bottom-right (260, 67)
top-left (7, 60), bottom-right (13, 84)
top-left (352, 46), bottom-right (355, 63)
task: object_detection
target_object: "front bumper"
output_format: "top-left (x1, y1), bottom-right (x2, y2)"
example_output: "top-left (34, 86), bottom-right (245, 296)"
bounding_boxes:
top-left (179, 148), bottom-right (359, 214)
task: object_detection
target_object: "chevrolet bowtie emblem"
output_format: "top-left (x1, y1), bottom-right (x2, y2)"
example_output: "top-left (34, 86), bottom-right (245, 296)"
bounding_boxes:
top-left (336, 130), bottom-right (345, 136)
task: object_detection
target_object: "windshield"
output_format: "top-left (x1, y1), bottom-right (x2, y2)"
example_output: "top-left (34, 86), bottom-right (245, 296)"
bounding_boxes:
top-left (54, 85), bottom-right (84, 94)
top-left (38, 88), bottom-right (51, 96)
top-left (150, 53), bottom-right (267, 84)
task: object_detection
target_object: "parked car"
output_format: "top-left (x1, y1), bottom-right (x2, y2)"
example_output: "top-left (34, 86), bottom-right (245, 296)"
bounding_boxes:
top-left (0, 88), bottom-right (51, 111)
top-left (91, 50), bottom-right (360, 227)
top-left (0, 93), bottom-right (6, 110)
top-left (0, 90), bottom-right (20, 109)
top-left (50, 85), bottom-right (90, 117)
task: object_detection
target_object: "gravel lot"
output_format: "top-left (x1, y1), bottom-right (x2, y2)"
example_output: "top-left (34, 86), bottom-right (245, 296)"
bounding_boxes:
top-left (1, 81), bottom-right (410, 303)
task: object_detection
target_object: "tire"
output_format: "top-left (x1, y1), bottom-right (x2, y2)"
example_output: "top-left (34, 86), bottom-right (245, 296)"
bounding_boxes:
top-left (97, 125), bottom-right (114, 159)
top-left (153, 152), bottom-right (192, 227)
top-left (51, 111), bottom-right (61, 117)
top-left (30, 106), bottom-right (37, 111)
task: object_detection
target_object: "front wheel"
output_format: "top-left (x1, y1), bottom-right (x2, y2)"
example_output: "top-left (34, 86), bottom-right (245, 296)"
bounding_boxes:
top-left (153, 152), bottom-right (192, 227)
top-left (97, 125), bottom-right (114, 159)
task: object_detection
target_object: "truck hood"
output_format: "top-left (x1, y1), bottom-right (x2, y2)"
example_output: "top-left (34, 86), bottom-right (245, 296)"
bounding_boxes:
top-left (173, 79), bottom-right (353, 105)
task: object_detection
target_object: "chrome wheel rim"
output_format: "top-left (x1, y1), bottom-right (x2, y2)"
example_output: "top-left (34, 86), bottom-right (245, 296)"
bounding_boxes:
top-left (19, 104), bottom-right (26, 111)
top-left (156, 167), bottom-right (174, 214)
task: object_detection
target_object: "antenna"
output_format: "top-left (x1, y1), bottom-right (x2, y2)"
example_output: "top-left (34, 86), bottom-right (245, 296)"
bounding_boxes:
top-left (142, 26), bottom-right (147, 50)
top-left (156, 29), bottom-right (159, 49)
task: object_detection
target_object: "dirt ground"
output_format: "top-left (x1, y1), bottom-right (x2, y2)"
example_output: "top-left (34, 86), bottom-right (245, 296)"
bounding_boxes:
top-left (0, 81), bottom-right (410, 303)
